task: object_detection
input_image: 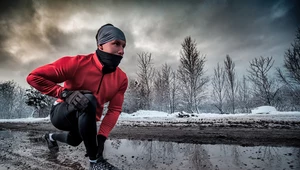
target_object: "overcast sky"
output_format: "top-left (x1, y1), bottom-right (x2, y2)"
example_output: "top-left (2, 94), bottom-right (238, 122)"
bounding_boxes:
top-left (0, 0), bottom-right (299, 88)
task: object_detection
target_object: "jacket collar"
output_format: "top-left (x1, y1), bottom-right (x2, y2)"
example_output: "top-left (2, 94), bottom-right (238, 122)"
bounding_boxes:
top-left (92, 52), bottom-right (103, 71)
top-left (92, 51), bottom-right (121, 74)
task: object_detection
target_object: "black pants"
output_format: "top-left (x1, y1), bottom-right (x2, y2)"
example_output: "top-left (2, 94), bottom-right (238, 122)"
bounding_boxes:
top-left (50, 94), bottom-right (98, 160)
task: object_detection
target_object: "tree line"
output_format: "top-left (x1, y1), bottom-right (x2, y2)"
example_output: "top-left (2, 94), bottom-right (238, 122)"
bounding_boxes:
top-left (0, 82), bottom-right (54, 118)
top-left (123, 28), bottom-right (300, 114)
top-left (0, 28), bottom-right (299, 118)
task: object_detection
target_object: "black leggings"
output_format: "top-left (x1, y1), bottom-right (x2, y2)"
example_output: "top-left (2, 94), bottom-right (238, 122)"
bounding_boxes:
top-left (50, 94), bottom-right (98, 160)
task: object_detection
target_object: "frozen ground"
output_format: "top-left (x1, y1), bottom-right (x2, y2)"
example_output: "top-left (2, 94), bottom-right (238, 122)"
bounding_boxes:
top-left (1, 106), bottom-right (300, 129)
top-left (0, 107), bottom-right (300, 147)
top-left (0, 107), bottom-right (300, 169)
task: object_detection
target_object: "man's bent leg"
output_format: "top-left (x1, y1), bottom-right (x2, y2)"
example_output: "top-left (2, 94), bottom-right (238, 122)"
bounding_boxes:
top-left (49, 102), bottom-right (79, 145)
top-left (52, 131), bottom-right (82, 146)
top-left (78, 94), bottom-right (98, 160)
top-left (50, 102), bottom-right (77, 131)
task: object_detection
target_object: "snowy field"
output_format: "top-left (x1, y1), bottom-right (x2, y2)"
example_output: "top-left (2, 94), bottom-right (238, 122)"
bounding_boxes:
top-left (117, 106), bottom-right (300, 128)
top-left (1, 106), bottom-right (300, 129)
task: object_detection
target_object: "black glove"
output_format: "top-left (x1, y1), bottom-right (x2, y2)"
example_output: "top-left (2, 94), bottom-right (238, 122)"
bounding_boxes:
top-left (96, 135), bottom-right (107, 159)
top-left (84, 135), bottom-right (107, 159)
top-left (61, 89), bottom-right (92, 112)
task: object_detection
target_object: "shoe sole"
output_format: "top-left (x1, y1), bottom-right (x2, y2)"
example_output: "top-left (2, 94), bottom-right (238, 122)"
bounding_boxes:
top-left (44, 134), bottom-right (59, 152)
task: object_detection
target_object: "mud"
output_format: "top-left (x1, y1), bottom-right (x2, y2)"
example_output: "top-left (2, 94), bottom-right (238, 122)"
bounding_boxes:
top-left (1, 122), bottom-right (300, 147)
top-left (0, 122), bottom-right (300, 170)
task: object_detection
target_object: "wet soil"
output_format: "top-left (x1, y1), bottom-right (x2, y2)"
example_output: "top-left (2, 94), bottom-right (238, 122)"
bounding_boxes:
top-left (1, 122), bottom-right (300, 147)
top-left (0, 122), bottom-right (300, 170)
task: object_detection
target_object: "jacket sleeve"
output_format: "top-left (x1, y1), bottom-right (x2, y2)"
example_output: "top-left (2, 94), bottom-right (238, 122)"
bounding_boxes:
top-left (26, 57), bottom-right (78, 98)
top-left (99, 77), bottom-right (128, 137)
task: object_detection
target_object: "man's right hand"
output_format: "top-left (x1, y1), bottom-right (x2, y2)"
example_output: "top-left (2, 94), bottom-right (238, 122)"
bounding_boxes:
top-left (61, 90), bottom-right (92, 112)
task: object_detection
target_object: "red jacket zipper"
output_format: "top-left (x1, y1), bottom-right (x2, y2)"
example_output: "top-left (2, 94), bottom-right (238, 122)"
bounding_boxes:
top-left (97, 75), bottom-right (104, 94)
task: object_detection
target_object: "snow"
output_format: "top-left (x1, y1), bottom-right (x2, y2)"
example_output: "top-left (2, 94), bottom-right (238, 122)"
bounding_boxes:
top-left (251, 106), bottom-right (277, 114)
top-left (0, 116), bottom-right (50, 123)
top-left (116, 109), bottom-right (300, 127)
top-left (0, 106), bottom-right (300, 128)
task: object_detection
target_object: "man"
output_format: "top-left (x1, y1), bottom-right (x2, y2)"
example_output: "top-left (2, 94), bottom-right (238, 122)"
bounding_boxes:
top-left (27, 24), bottom-right (128, 169)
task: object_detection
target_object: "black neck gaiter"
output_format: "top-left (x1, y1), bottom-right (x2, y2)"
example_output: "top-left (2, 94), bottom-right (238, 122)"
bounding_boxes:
top-left (96, 49), bottom-right (123, 74)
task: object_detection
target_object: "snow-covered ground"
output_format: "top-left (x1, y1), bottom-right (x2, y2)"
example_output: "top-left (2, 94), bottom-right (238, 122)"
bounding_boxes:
top-left (118, 110), bottom-right (300, 127)
top-left (1, 106), bottom-right (300, 129)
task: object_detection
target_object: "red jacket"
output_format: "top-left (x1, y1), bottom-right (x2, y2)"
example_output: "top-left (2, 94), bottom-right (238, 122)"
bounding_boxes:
top-left (26, 52), bottom-right (128, 138)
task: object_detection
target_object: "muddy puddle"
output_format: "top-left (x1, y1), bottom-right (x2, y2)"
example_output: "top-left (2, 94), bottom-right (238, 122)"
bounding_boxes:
top-left (0, 130), bottom-right (299, 170)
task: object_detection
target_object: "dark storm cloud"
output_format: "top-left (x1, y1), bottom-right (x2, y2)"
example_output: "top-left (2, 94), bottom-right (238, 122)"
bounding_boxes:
top-left (0, 0), bottom-right (93, 71)
top-left (208, 0), bottom-right (299, 50)
top-left (158, 0), bottom-right (299, 52)
top-left (44, 26), bottom-right (78, 51)
top-left (0, 0), bottom-right (299, 87)
top-left (0, 0), bottom-right (35, 18)
top-left (0, 0), bottom-right (36, 67)
top-left (0, 33), bottom-right (12, 65)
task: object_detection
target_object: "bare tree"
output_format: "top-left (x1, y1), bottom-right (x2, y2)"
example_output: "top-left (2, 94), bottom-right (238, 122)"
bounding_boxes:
top-left (248, 56), bottom-right (278, 105)
top-left (25, 87), bottom-right (54, 117)
top-left (153, 70), bottom-right (164, 111)
top-left (12, 85), bottom-right (33, 118)
top-left (162, 64), bottom-right (172, 112)
top-left (153, 64), bottom-right (172, 112)
top-left (211, 63), bottom-right (226, 114)
top-left (0, 81), bottom-right (36, 119)
top-left (282, 27), bottom-right (300, 83)
top-left (277, 27), bottom-right (300, 104)
top-left (123, 78), bottom-right (140, 113)
top-left (0, 80), bottom-right (16, 118)
top-left (178, 36), bottom-right (209, 113)
top-left (272, 85), bottom-right (300, 111)
top-left (237, 76), bottom-right (251, 113)
top-left (136, 52), bottom-right (155, 110)
top-left (170, 70), bottom-right (179, 113)
top-left (224, 55), bottom-right (238, 114)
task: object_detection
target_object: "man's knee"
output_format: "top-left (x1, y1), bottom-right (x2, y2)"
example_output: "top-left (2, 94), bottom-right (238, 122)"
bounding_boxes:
top-left (84, 94), bottom-right (97, 111)
top-left (75, 93), bottom-right (96, 119)
top-left (50, 103), bottom-right (75, 130)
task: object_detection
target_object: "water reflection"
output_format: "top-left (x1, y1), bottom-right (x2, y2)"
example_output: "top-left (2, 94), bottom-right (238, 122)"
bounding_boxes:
top-left (1, 130), bottom-right (299, 170)
top-left (0, 129), bottom-right (13, 139)
top-left (104, 139), bottom-right (300, 170)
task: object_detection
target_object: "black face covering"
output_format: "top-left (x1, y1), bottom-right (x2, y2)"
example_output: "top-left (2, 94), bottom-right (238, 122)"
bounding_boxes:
top-left (96, 49), bottom-right (123, 74)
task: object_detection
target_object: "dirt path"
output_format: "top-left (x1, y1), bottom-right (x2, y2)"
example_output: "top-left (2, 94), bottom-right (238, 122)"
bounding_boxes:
top-left (0, 122), bottom-right (300, 170)
top-left (1, 122), bottom-right (300, 147)
top-left (0, 129), bottom-right (87, 170)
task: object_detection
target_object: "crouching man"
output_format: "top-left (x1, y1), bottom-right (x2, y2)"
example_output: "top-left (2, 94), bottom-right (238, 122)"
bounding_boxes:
top-left (27, 24), bottom-right (128, 170)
